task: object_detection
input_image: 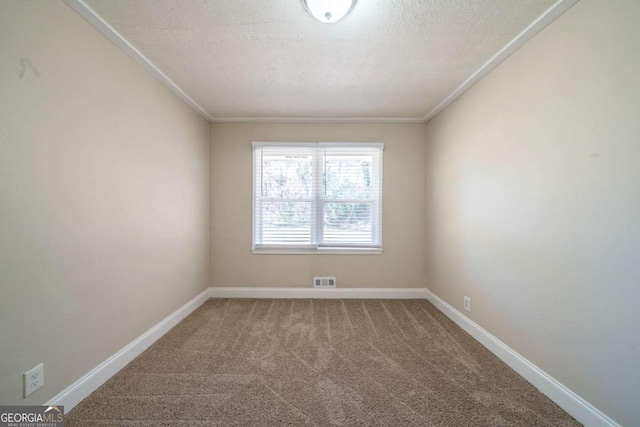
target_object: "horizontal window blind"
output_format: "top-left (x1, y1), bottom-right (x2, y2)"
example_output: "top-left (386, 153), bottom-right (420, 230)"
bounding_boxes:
top-left (253, 142), bottom-right (383, 252)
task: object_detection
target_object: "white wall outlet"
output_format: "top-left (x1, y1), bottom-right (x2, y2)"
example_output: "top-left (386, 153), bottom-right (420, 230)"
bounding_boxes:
top-left (24, 363), bottom-right (44, 397)
top-left (463, 296), bottom-right (471, 312)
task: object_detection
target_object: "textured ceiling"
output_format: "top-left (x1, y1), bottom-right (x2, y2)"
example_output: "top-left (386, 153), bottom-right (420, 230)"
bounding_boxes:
top-left (82, 0), bottom-right (560, 120)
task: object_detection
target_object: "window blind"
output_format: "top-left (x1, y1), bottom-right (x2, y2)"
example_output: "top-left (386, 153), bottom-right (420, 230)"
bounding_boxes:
top-left (253, 142), bottom-right (383, 252)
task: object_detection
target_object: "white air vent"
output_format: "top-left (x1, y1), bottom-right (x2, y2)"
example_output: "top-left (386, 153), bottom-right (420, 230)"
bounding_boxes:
top-left (314, 276), bottom-right (336, 288)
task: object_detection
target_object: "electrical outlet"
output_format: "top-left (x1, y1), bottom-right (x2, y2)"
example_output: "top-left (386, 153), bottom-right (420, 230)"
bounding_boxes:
top-left (24, 363), bottom-right (44, 397)
top-left (463, 296), bottom-right (471, 313)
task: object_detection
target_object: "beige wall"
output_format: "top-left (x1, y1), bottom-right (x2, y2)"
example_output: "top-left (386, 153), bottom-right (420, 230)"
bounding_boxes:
top-left (211, 122), bottom-right (427, 288)
top-left (2, 0), bottom-right (635, 423)
top-left (424, 0), bottom-right (640, 425)
top-left (0, 1), bottom-right (210, 405)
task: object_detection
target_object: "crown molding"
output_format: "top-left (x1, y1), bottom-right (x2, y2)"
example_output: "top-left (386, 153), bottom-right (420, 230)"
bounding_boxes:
top-left (209, 116), bottom-right (425, 124)
top-left (65, 0), bottom-right (578, 125)
top-left (63, 0), bottom-right (215, 122)
top-left (422, 0), bottom-right (579, 123)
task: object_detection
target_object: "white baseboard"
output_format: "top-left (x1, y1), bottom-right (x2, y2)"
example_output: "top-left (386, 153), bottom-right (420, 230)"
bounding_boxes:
top-left (209, 287), bottom-right (428, 299)
top-left (45, 284), bottom-right (618, 426)
top-left (46, 288), bottom-right (211, 411)
top-left (425, 289), bottom-right (620, 427)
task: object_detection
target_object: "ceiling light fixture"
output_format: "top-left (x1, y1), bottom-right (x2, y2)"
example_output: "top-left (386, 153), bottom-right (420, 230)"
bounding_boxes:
top-left (302, 0), bottom-right (357, 24)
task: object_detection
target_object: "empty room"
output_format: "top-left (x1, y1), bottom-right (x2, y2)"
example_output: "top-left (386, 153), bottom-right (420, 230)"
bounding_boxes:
top-left (1, 0), bottom-right (638, 425)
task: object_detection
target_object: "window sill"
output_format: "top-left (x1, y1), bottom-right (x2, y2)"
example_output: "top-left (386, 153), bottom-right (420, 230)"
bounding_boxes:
top-left (252, 247), bottom-right (383, 255)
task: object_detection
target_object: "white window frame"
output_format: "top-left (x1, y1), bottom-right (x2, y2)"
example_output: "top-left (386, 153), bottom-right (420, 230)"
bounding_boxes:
top-left (252, 142), bottom-right (383, 255)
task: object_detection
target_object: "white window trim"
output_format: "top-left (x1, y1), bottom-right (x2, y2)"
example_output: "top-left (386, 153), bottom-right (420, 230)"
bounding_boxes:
top-left (251, 247), bottom-right (383, 255)
top-left (252, 142), bottom-right (384, 255)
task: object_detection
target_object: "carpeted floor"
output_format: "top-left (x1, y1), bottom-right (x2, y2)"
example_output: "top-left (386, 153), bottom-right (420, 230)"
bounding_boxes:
top-left (66, 299), bottom-right (580, 426)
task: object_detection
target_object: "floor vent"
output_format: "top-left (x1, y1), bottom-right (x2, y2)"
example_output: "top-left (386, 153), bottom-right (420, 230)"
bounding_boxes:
top-left (313, 277), bottom-right (336, 288)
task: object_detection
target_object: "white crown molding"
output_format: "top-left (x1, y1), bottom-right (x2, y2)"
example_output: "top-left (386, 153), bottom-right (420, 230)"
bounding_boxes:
top-left (45, 288), bottom-right (210, 411)
top-left (209, 117), bottom-right (426, 124)
top-left (63, 0), bottom-right (214, 122)
top-left (422, 0), bottom-right (579, 122)
top-left (210, 287), bottom-right (428, 299)
top-left (425, 288), bottom-right (620, 427)
top-left (64, 0), bottom-right (578, 125)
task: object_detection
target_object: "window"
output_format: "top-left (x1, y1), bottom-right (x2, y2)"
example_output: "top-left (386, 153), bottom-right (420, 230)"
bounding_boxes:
top-left (253, 142), bottom-right (383, 254)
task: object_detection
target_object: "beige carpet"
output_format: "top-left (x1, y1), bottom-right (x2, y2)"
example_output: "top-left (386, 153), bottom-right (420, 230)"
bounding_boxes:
top-left (66, 299), bottom-right (580, 426)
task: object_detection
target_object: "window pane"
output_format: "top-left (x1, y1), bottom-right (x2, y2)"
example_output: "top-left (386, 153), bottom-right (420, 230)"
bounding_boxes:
top-left (262, 154), bottom-right (312, 199)
top-left (323, 202), bottom-right (372, 244)
top-left (262, 201), bottom-right (312, 245)
top-left (324, 154), bottom-right (373, 199)
top-left (253, 143), bottom-right (382, 252)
